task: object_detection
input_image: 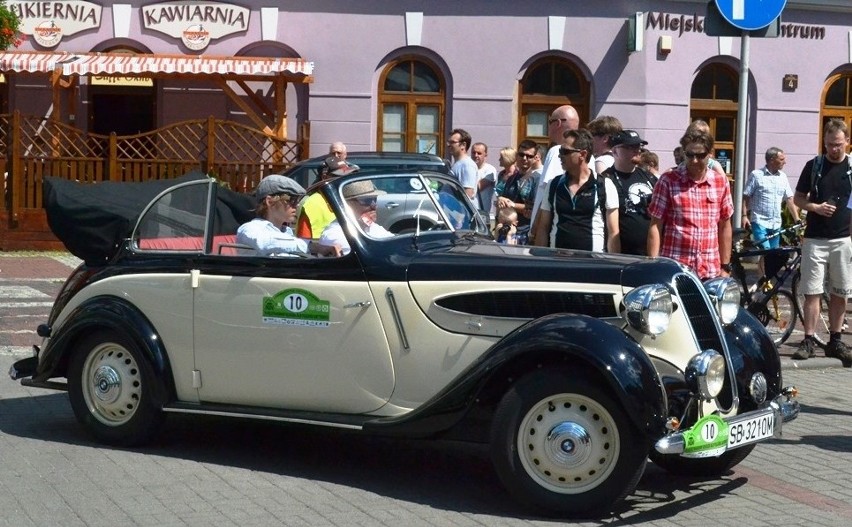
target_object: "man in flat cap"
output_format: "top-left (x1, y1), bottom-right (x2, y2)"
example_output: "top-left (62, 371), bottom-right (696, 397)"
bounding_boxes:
top-left (238, 175), bottom-right (341, 256)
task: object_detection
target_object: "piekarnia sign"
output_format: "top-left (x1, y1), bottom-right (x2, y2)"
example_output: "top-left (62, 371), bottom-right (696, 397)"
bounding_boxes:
top-left (142, 1), bottom-right (249, 51)
top-left (8, 1), bottom-right (102, 48)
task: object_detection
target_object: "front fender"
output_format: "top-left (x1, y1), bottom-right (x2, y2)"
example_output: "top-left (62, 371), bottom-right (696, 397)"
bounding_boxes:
top-left (367, 314), bottom-right (667, 441)
top-left (723, 308), bottom-right (783, 412)
top-left (37, 295), bottom-right (176, 407)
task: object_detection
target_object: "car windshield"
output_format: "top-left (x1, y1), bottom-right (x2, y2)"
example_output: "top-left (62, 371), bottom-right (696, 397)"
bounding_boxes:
top-left (338, 173), bottom-right (489, 238)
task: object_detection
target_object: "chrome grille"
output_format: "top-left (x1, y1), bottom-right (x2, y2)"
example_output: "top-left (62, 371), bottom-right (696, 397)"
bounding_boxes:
top-left (674, 275), bottom-right (724, 352)
top-left (674, 273), bottom-right (734, 410)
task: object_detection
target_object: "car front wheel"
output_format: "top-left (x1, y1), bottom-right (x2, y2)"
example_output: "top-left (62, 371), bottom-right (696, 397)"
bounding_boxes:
top-left (490, 370), bottom-right (647, 517)
top-left (68, 330), bottom-right (165, 446)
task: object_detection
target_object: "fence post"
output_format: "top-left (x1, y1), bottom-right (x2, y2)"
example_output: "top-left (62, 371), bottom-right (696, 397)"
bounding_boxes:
top-left (109, 133), bottom-right (119, 182)
top-left (300, 120), bottom-right (310, 160)
top-left (9, 110), bottom-right (21, 225)
top-left (206, 116), bottom-right (215, 175)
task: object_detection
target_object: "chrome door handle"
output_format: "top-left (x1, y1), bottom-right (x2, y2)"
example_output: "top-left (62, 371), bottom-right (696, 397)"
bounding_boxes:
top-left (344, 301), bottom-right (372, 308)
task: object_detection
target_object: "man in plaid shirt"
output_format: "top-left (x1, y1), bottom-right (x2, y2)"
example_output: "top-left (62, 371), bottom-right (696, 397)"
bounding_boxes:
top-left (647, 130), bottom-right (734, 280)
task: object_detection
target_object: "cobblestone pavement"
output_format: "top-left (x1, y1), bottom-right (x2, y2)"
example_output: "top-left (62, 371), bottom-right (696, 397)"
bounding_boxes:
top-left (1, 251), bottom-right (851, 526)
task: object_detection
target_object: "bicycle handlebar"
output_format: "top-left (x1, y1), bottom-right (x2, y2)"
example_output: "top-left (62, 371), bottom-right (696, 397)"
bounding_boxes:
top-left (734, 221), bottom-right (805, 252)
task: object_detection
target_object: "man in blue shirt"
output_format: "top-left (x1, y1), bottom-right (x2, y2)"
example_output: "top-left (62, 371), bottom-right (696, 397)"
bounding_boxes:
top-left (743, 147), bottom-right (800, 250)
top-left (237, 175), bottom-right (341, 257)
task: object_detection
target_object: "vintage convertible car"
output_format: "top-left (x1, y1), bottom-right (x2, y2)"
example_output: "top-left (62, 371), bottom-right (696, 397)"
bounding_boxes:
top-left (11, 170), bottom-right (799, 517)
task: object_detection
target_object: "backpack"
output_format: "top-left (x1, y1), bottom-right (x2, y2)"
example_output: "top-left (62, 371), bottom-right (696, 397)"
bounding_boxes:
top-left (809, 153), bottom-right (852, 198)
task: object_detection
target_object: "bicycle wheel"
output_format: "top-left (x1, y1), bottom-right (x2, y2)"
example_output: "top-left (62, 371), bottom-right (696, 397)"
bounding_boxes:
top-left (791, 271), bottom-right (829, 347)
top-left (762, 289), bottom-right (797, 346)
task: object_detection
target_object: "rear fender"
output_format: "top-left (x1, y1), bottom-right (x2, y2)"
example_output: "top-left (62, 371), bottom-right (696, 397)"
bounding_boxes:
top-left (37, 295), bottom-right (176, 407)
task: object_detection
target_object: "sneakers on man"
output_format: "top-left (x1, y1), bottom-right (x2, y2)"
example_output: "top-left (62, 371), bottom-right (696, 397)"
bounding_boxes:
top-left (825, 339), bottom-right (852, 368)
top-left (792, 338), bottom-right (817, 360)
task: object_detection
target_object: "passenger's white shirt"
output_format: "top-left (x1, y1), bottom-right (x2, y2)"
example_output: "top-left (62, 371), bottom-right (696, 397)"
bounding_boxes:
top-left (236, 218), bottom-right (309, 256)
top-left (319, 219), bottom-right (393, 256)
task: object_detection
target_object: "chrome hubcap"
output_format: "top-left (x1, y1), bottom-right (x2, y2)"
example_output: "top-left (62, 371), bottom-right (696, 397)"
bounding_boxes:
top-left (546, 422), bottom-right (591, 466)
top-left (93, 365), bottom-right (122, 404)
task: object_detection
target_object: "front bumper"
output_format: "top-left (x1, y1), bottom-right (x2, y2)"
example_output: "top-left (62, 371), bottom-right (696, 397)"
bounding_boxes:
top-left (654, 389), bottom-right (799, 456)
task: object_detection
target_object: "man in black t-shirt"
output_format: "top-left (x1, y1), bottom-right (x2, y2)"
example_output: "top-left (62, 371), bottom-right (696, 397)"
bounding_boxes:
top-left (791, 119), bottom-right (852, 367)
top-left (603, 130), bottom-right (657, 255)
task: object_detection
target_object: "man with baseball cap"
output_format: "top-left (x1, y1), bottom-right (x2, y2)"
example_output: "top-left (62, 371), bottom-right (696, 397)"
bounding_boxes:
top-left (296, 156), bottom-right (360, 239)
top-left (318, 179), bottom-right (393, 255)
top-left (602, 130), bottom-right (658, 255)
top-left (237, 174), bottom-right (341, 256)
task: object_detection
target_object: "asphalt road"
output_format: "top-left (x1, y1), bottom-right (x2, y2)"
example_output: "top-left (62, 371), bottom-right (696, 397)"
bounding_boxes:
top-left (1, 252), bottom-right (851, 526)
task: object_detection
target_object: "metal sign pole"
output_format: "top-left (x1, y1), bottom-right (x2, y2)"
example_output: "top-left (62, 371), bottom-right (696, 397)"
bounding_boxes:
top-left (733, 31), bottom-right (750, 229)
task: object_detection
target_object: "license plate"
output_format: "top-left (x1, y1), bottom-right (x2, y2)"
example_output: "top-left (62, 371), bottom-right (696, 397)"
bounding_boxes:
top-left (726, 410), bottom-right (774, 449)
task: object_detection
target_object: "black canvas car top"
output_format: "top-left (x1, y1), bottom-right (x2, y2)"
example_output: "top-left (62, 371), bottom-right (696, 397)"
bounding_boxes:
top-left (43, 171), bottom-right (255, 265)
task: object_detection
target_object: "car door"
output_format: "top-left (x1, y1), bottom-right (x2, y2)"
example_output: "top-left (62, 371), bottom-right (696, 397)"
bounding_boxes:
top-left (191, 257), bottom-right (395, 414)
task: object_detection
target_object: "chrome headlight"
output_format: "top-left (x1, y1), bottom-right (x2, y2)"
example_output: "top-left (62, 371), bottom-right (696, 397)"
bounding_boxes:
top-left (704, 277), bottom-right (740, 324)
top-left (622, 284), bottom-right (673, 336)
top-left (685, 350), bottom-right (726, 400)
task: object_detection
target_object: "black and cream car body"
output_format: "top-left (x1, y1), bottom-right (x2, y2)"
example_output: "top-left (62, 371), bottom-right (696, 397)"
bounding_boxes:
top-left (12, 170), bottom-right (799, 517)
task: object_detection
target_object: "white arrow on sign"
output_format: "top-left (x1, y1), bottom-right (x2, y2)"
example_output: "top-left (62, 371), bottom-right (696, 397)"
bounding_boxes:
top-left (733, 0), bottom-right (744, 20)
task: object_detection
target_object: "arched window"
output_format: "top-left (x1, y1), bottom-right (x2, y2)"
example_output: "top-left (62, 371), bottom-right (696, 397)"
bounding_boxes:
top-left (690, 63), bottom-right (739, 176)
top-left (518, 57), bottom-right (589, 149)
top-left (377, 58), bottom-right (445, 156)
top-left (820, 73), bottom-right (852, 153)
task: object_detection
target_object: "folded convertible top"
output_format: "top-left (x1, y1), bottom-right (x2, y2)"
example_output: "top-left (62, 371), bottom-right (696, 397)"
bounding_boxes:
top-left (43, 171), bottom-right (255, 265)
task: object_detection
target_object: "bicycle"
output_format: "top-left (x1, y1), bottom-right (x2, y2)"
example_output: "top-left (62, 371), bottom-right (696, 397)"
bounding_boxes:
top-left (730, 223), bottom-right (804, 346)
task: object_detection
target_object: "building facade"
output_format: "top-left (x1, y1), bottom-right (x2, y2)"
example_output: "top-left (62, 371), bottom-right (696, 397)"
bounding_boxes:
top-left (1, 0), bottom-right (851, 184)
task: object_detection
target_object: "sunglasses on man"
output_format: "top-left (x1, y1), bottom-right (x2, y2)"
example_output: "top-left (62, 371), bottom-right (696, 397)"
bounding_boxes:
top-left (352, 196), bottom-right (378, 207)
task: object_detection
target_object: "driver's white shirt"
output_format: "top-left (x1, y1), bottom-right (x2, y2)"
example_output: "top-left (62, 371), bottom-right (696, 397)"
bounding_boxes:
top-left (319, 219), bottom-right (392, 256)
top-left (236, 217), bottom-right (309, 256)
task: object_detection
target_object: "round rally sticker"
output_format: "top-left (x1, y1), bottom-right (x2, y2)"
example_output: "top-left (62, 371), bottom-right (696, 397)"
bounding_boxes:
top-left (682, 414), bottom-right (729, 458)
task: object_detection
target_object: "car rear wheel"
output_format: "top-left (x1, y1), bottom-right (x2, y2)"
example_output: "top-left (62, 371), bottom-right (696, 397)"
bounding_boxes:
top-left (68, 330), bottom-right (164, 446)
top-left (489, 371), bottom-right (647, 517)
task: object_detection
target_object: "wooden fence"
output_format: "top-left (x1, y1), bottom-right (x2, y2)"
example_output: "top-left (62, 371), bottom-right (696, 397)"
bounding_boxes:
top-left (0, 112), bottom-right (306, 250)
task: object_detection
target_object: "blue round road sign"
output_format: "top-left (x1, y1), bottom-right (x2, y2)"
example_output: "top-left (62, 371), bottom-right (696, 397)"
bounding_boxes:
top-left (714, 0), bottom-right (786, 31)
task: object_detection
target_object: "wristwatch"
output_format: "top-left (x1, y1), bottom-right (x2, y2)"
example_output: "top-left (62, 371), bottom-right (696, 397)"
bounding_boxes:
top-left (721, 263), bottom-right (733, 273)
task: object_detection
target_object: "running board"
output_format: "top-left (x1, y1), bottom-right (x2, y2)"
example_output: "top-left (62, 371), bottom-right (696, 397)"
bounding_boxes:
top-left (163, 401), bottom-right (371, 430)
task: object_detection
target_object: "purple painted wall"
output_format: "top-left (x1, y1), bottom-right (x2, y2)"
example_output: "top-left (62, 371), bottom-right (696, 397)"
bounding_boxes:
top-left (5, 0), bottom-right (851, 185)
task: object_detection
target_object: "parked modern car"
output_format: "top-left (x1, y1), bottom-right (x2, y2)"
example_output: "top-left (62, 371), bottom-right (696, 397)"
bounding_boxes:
top-left (281, 151), bottom-right (450, 188)
top-left (13, 170), bottom-right (799, 517)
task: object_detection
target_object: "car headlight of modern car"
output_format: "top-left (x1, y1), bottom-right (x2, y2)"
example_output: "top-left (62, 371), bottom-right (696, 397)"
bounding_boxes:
top-left (685, 350), bottom-right (726, 400)
top-left (703, 277), bottom-right (740, 324)
top-left (622, 284), bottom-right (673, 336)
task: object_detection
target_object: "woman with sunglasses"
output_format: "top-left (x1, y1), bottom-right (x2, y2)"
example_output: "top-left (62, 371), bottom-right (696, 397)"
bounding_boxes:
top-left (237, 175), bottom-right (341, 257)
top-left (647, 130), bottom-right (734, 280)
top-left (319, 180), bottom-right (393, 256)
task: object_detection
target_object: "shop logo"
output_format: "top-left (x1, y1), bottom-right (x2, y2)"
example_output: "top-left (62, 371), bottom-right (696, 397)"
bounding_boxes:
top-left (142, 1), bottom-right (249, 51)
top-left (33, 20), bottom-right (63, 48)
top-left (182, 24), bottom-right (210, 50)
